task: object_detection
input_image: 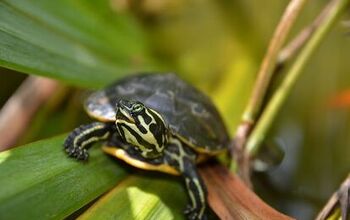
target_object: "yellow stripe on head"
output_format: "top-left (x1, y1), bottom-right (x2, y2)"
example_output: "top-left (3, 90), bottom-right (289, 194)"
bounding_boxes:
top-left (115, 100), bottom-right (169, 159)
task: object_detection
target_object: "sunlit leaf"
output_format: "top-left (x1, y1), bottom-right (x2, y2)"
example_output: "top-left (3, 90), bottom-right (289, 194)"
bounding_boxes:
top-left (0, 135), bottom-right (128, 219)
top-left (79, 174), bottom-right (186, 220)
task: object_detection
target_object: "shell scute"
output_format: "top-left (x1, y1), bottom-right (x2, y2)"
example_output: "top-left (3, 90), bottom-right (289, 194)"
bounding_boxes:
top-left (85, 73), bottom-right (230, 153)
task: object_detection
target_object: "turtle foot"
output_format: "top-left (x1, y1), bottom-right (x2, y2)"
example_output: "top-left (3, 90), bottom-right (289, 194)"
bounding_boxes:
top-left (65, 146), bottom-right (89, 161)
top-left (184, 205), bottom-right (207, 220)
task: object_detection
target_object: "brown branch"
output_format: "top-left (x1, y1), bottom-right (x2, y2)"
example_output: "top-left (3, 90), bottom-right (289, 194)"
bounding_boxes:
top-left (0, 76), bottom-right (60, 151)
top-left (231, 122), bottom-right (253, 187)
top-left (316, 174), bottom-right (350, 220)
top-left (199, 163), bottom-right (294, 220)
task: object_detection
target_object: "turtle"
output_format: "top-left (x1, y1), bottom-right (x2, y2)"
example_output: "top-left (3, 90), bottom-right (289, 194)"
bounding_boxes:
top-left (64, 73), bottom-right (230, 220)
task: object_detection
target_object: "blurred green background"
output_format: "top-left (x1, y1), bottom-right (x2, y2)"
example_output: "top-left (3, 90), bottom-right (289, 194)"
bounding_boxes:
top-left (0, 0), bottom-right (349, 219)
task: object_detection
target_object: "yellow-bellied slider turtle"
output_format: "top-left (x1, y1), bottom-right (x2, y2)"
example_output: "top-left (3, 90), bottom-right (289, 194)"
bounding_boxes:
top-left (64, 73), bottom-right (230, 220)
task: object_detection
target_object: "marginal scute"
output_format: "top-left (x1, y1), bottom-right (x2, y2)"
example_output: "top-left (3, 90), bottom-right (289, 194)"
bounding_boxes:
top-left (102, 146), bottom-right (180, 175)
top-left (85, 91), bottom-right (115, 121)
top-left (85, 73), bottom-right (230, 153)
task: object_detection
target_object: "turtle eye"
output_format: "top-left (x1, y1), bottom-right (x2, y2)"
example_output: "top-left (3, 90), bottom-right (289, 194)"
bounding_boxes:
top-left (132, 103), bottom-right (144, 113)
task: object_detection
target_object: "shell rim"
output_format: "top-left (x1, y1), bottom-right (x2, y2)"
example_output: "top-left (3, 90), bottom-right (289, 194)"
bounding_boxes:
top-left (102, 146), bottom-right (180, 175)
top-left (102, 145), bottom-right (212, 174)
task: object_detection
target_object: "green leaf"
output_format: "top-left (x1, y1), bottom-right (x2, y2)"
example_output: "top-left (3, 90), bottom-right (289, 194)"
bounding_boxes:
top-left (0, 135), bottom-right (128, 220)
top-left (79, 174), bottom-right (186, 220)
top-left (0, 0), bottom-right (153, 88)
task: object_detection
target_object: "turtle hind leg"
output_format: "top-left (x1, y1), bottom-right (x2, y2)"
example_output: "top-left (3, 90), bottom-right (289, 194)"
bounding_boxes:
top-left (64, 122), bottom-right (113, 160)
top-left (165, 138), bottom-right (207, 220)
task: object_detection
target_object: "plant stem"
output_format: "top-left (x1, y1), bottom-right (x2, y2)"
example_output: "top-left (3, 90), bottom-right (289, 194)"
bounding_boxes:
top-left (246, 0), bottom-right (349, 156)
top-left (242, 0), bottom-right (308, 123)
top-left (0, 76), bottom-right (60, 150)
top-left (277, 0), bottom-right (336, 66)
top-left (232, 0), bottom-right (307, 185)
top-left (316, 174), bottom-right (350, 220)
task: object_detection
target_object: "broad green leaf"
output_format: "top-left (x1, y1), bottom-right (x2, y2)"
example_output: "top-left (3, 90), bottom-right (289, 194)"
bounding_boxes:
top-left (0, 0), bottom-right (154, 88)
top-left (79, 174), bottom-right (186, 220)
top-left (0, 135), bottom-right (128, 219)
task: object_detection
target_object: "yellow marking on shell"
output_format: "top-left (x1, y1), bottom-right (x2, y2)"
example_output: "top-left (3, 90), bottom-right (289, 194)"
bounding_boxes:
top-left (175, 134), bottom-right (227, 155)
top-left (73, 124), bottom-right (106, 149)
top-left (102, 146), bottom-right (180, 175)
top-left (196, 154), bottom-right (210, 164)
top-left (80, 132), bottom-right (110, 148)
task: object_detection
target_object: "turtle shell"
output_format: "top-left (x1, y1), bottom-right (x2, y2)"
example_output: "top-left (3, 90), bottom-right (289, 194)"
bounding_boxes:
top-left (85, 73), bottom-right (230, 154)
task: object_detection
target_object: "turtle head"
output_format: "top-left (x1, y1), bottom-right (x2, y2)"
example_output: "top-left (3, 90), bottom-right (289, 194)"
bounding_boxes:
top-left (115, 99), bottom-right (169, 159)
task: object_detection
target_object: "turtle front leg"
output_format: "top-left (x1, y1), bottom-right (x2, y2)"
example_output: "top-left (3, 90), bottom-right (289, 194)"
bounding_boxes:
top-left (165, 138), bottom-right (207, 220)
top-left (64, 122), bottom-right (114, 160)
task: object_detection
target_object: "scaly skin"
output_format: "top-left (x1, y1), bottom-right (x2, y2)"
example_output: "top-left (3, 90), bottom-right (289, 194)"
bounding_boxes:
top-left (164, 137), bottom-right (207, 220)
top-left (64, 124), bottom-right (208, 220)
top-left (63, 122), bottom-right (113, 160)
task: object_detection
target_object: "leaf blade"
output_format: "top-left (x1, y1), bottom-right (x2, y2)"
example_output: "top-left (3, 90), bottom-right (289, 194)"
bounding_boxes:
top-left (79, 174), bottom-right (186, 220)
top-left (0, 0), bottom-right (153, 88)
top-left (0, 135), bottom-right (128, 220)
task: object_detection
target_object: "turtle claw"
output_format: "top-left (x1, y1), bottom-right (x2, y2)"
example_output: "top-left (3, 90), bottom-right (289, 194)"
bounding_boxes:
top-left (65, 146), bottom-right (89, 161)
top-left (76, 148), bottom-right (89, 160)
top-left (184, 205), bottom-right (194, 215)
